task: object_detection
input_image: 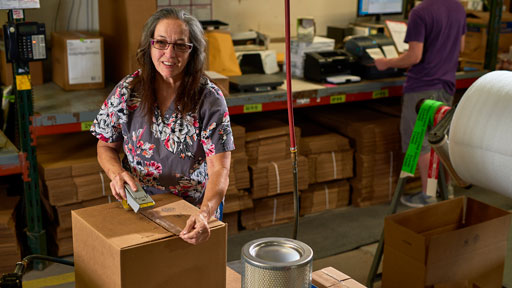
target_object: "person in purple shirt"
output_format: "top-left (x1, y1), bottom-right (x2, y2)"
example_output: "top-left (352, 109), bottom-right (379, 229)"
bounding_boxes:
top-left (375, 0), bottom-right (466, 207)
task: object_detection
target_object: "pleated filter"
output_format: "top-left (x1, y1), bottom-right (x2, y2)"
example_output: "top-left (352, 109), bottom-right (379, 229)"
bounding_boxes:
top-left (241, 237), bottom-right (313, 288)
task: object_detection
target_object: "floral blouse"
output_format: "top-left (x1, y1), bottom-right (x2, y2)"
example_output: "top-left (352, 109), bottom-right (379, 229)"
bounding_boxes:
top-left (91, 70), bottom-right (235, 210)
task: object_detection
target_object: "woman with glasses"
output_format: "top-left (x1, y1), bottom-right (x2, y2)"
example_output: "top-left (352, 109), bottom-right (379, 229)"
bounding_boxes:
top-left (90, 7), bottom-right (234, 245)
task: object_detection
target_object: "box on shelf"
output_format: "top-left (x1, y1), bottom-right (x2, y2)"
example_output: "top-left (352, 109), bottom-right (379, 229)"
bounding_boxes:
top-left (382, 196), bottom-right (511, 288)
top-left (98, 0), bottom-right (156, 82)
top-left (51, 31), bottom-right (104, 90)
top-left (73, 193), bottom-right (226, 288)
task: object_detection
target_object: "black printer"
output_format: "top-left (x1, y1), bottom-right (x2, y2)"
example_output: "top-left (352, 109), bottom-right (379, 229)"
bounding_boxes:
top-left (304, 49), bottom-right (359, 83)
top-left (344, 34), bottom-right (403, 79)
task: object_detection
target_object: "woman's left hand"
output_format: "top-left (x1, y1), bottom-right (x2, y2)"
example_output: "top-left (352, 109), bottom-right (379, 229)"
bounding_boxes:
top-left (179, 210), bottom-right (211, 245)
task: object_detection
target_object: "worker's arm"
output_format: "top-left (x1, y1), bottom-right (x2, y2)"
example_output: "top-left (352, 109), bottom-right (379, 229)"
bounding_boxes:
top-left (180, 151), bottom-right (231, 245)
top-left (97, 140), bottom-right (138, 200)
top-left (374, 41), bottom-right (423, 70)
top-left (460, 34), bottom-right (465, 53)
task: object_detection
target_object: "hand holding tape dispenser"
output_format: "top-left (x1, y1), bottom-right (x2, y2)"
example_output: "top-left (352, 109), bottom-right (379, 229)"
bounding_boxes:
top-left (121, 182), bottom-right (155, 213)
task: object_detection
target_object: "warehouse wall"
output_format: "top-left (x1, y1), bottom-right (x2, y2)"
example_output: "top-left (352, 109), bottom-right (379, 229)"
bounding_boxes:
top-left (212, 0), bottom-right (358, 38)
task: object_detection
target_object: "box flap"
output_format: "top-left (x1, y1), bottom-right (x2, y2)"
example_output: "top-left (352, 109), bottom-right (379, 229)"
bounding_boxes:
top-left (72, 193), bottom-right (223, 249)
top-left (384, 217), bottom-right (427, 263)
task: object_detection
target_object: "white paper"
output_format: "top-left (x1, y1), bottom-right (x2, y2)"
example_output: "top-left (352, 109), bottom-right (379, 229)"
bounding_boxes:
top-left (385, 20), bottom-right (409, 53)
top-left (449, 71), bottom-right (512, 198)
top-left (67, 39), bottom-right (102, 84)
top-left (366, 47), bottom-right (385, 60)
top-left (381, 45), bottom-right (399, 59)
top-left (0, 0), bottom-right (39, 9)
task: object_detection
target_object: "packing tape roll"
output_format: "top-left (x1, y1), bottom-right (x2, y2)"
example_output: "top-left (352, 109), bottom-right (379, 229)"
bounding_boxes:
top-left (449, 71), bottom-right (512, 197)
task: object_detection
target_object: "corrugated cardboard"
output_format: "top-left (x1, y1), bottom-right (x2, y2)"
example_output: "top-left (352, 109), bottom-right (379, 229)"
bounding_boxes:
top-left (312, 267), bottom-right (366, 288)
top-left (98, 0), bottom-right (156, 82)
top-left (52, 31), bottom-right (104, 90)
top-left (461, 12), bottom-right (512, 62)
top-left (382, 196), bottom-right (511, 288)
top-left (307, 150), bottom-right (354, 184)
top-left (72, 193), bottom-right (226, 288)
top-left (300, 181), bottom-right (350, 216)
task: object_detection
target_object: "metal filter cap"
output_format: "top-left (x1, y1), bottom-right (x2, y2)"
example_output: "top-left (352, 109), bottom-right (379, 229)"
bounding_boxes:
top-left (242, 237), bottom-right (313, 270)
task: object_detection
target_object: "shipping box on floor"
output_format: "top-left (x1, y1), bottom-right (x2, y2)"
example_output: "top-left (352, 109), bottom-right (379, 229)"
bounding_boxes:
top-left (72, 194), bottom-right (227, 288)
top-left (382, 196), bottom-right (511, 288)
top-left (51, 31), bottom-right (104, 90)
top-left (312, 267), bottom-right (366, 288)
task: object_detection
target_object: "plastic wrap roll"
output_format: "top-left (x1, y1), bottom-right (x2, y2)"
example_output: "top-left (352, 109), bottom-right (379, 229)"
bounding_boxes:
top-left (449, 71), bottom-right (512, 197)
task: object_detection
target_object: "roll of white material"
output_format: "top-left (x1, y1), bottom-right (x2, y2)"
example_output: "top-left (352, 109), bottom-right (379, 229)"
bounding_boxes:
top-left (449, 71), bottom-right (512, 198)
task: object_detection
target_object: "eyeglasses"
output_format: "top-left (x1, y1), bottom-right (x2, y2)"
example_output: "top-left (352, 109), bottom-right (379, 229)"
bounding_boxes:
top-left (150, 39), bottom-right (193, 52)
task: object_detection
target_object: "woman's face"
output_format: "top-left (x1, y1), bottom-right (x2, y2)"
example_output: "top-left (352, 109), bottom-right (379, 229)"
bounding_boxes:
top-left (151, 18), bottom-right (191, 84)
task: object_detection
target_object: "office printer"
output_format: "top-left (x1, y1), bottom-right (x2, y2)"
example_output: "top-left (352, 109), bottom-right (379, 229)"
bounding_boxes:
top-left (344, 34), bottom-right (403, 79)
top-left (304, 49), bottom-right (360, 84)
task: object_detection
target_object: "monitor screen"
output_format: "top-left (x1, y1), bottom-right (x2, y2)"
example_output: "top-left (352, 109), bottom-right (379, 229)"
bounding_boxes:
top-left (358, 0), bottom-right (404, 16)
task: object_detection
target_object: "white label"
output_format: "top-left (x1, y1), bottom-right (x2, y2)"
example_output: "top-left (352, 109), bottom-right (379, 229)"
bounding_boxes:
top-left (366, 47), bottom-right (385, 60)
top-left (67, 39), bottom-right (102, 84)
top-left (382, 45), bottom-right (399, 59)
top-left (0, 0), bottom-right (39, 9)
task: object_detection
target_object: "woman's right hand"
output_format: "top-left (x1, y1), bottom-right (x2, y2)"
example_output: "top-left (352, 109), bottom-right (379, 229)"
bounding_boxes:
top-left (110, 171), bottom-right (138, 200)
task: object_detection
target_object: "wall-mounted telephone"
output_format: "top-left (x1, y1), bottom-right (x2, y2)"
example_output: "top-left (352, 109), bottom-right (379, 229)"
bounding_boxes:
top-left (3, 22), bottom-right (46, 63)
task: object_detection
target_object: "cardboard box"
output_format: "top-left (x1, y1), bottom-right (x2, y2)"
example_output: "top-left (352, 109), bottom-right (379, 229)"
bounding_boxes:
top-left (98, 0), bottom-right (156, 82)
top-left (51, 31), bottom-right (104, 90)
top-left (312, 267), bottom-right (366, 288)
top-left (382, 196), bottom-right (511, 288)
top-left (72, 193), bottom-right (226, 288)
top-left (462, 12), bottom-right (512, 62)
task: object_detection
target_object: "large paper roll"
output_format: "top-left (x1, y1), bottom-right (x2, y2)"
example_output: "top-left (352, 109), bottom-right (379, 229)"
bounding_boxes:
top-left (449, 71), bottom-right (512, 198)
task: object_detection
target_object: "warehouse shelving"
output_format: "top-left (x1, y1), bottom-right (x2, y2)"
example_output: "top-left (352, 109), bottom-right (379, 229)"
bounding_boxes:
top-left (28, 70), bottom-right (485, 137)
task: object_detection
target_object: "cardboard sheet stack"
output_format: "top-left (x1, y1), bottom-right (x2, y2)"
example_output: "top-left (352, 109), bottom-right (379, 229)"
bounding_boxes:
top-left (223, 123), bottom-right (252, 234)
top-left (37, 133), bottom-right (112, 256)
top-left (0, 189), bottom-right (20, 274)
top-left (234, 116), bottom-right (309, 229)
top-left (298, 122), bottom-right (352, 215)
top-left (305, 105), bottom-right (401, 207)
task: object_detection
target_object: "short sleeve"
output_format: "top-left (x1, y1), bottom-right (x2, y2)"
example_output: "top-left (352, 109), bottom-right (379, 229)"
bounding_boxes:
top-left (404, 9), bottom-right (425, 44)
top-left (90, 81), bottom-right (127, 143)
top-left (199, 81), bottom-right (235, 157)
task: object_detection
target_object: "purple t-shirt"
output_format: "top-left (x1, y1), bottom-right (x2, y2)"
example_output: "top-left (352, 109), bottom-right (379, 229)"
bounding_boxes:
top-left (91, 70), bottom-right (235, 209)
top-left (404, 0), bottom-right (466, 95)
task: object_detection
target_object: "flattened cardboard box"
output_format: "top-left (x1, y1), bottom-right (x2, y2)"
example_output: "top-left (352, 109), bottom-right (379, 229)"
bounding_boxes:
top-left (72, 194), bottom-right (226, 288)
top-left (382, 196), bottom-right (511, 288)
top-left (312, 267), bottom-right (366, 288)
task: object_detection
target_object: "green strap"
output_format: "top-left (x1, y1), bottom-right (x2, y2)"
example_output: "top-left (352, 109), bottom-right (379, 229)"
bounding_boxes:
top-left (401, 99), bottom-right (443, 177)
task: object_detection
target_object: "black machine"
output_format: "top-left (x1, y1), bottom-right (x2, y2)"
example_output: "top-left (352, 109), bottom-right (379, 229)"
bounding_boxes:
top-left (3, 22), bottom-right (46, 63)
top-left (303, 49), bottom-right (360, 84)
top-left (229, 74), bottom-right (284, 93)
top-left (344, 34), bottom-right (403, 79)
top-left (0, 255), bottom-right (73, 288)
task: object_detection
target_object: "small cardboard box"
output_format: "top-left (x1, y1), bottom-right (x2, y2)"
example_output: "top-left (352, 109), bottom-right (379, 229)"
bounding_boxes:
top-left (312, 267), bottom-right (366, 288)
top-left (51, 31), bottom-right (104, 90)
top-left (72, 193), bottom-right (227, 288)
top-left (382, 196), bottom-right (511, 288)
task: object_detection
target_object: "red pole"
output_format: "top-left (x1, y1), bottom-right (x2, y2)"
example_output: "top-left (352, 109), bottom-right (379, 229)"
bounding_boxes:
top-left (285, 0), bottom-right (299, 240)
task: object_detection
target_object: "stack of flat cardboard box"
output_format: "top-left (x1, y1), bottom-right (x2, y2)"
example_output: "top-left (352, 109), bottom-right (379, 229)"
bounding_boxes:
top-left (234, 116), bottom-right (308, 229)
top-left (37, 133), bottom-right (112, 256)
top-left (223, 124), bottom-right (251, 235)
top-left (0, 191), bottom-right (20, 274)
top-left (305, 105), bottom-right (401, 207)
top-left (298, 122), bottom-right (352, 215)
